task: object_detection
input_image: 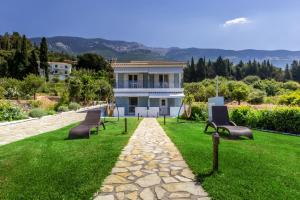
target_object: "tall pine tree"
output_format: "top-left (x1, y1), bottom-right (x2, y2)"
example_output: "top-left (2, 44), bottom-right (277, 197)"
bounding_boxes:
top-left (284, 64), bottom-right (291, 81)
top-left (39, 37), bottom-right (49, 81)
top-left (28, 50), bottom-right (39, 75)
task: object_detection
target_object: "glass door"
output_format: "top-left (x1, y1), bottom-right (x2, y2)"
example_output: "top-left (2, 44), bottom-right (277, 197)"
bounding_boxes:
top-left (129, 74), bottom-right (138, 88)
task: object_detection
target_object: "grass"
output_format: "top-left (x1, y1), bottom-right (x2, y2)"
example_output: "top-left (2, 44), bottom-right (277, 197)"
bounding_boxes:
top-left (158, 118), bottom-right (300, 200)
top-left (0, 118), bottom-right (140, 200)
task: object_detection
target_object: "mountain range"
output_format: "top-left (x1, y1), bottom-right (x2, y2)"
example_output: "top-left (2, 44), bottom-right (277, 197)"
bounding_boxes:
top-left (30, 36), bottom-right (300, 68)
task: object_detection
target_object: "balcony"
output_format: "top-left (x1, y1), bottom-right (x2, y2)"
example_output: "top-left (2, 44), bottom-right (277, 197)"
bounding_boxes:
top-left (116, 81), bottom-right (174, 89)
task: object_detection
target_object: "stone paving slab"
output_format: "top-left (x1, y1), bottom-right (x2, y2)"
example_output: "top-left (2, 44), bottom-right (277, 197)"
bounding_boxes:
top-left (0, 111), bottom-right (86, 146)
top-left (94, 118), bottom-right (209, 200)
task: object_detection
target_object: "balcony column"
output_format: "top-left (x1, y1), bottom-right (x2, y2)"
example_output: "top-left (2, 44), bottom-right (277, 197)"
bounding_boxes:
top-left (116, 73), bottom-right (118, 88)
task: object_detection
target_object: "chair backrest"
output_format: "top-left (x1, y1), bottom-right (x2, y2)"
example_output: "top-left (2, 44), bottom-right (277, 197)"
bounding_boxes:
top-left (211, 106), bottom-right (230, 126)
top-left (81, 110), bottom-right (101, 125)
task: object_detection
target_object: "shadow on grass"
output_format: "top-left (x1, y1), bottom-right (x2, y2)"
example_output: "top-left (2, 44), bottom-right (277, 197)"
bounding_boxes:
top-left (195, 170), bottom-right (218, 184)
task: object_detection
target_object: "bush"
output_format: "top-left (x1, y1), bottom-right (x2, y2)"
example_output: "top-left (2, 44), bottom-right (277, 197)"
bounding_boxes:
top-left (57, 105), bottom-right (69, 112)
top-left (68, 102), bottom-right (81, 110)
top-left (242, 75), bottom-right (261, 84)
top-left (282, 81), bottom-right (300, 91)
top-left (191, 102), bottom-right (208, 121)
top-left (230, 106), bottom-right (300, 134)
top-left (278, 91), bottom-right (300, 106)
top-left (47, 110), bottom-right (56, 115)
top-left (247, 89), bottom-right (266, 104)
top-left (29, 108), bottom-right (47, 118)
top-left (0, 100), bottom-right (26, 121)
top-left (0, 86), bottom-right (4, 99)
top-left (29, 100), bottom-right (42, 108)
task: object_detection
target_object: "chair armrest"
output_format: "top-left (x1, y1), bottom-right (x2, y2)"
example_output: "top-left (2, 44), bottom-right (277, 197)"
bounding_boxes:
top-left (209, 121), bottom-right (218, 129)
top-left (229, 121), bottom-right (237, 126)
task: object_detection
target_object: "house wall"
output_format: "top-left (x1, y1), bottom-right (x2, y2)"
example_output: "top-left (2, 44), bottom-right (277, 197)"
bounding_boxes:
top-left (116, 97), bottom-right (129, 115)
top-left (150, 98), bottom-right (160, 107)
top-left (138, 97), bottom-right (148, 107)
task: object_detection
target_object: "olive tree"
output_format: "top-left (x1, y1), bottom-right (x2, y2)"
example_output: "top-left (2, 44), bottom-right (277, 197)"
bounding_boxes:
top-left (22, 74), bottom-right (44, 100)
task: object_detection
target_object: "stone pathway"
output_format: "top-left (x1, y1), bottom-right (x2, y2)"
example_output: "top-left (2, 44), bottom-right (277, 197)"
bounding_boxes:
top-left (0, 111), bottom-right (86, 146)
top-left (94, 118), bottom-right (209, 200)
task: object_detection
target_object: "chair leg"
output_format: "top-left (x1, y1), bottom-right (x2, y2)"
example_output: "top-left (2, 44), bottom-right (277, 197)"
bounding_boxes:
top-left (102, 123), bottom-right (106, 130)
top-left (96, 126), bottom-right (99, 134)
top-left (204, 123), bottom-right (209, 132)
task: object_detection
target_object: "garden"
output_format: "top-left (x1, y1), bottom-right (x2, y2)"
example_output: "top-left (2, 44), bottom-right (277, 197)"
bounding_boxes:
top-left (183, 76), bottom-right (300, 135)
top-left (0, 118), bottom-right (140, 199)
top-left (159, 118), bottom-right (300, 200)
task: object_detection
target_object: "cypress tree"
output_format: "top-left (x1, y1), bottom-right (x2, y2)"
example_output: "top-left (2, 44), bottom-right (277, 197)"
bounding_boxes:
top-left (190, 57), bottom-right (196, 81)
top-left (28, 50), bottom-right (39, 75)
top-left (39, 37), bottom-right (49, 81)
top-left (20, 35), bottom-right (29, 67)
top-left (291, 60), bottom-right (300, 82)
top-left (195, 57), bottom-right (206, 81)
top-left (284, 64), bottom-right (291, 81)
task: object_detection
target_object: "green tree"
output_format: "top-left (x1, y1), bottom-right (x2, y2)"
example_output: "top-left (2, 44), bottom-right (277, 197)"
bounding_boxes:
top-left (28, 50), bottom-right (39, 75)
top-left (68, 78), bottom-right (83, 102)
top-left (284, 64), bottom-right (292, 81)
top-left (230, 82), bottom-right (250, 104)
top-left (39, 37), bottom-right (49, 81)
top-left (195, 58), bottom-right (206, 81)
top-left (22, 74), bottom-right (44, 100)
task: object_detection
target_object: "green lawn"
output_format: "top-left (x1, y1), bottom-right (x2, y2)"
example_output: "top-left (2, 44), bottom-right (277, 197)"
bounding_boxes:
top-left (158, 118), bottom-right (300, 200)
top-left (0, 118), bottom-right (140, 200)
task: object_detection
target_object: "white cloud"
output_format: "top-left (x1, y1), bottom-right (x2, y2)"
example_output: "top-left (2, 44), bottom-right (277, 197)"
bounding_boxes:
top-left (223, 17), bottom-right (251, 27)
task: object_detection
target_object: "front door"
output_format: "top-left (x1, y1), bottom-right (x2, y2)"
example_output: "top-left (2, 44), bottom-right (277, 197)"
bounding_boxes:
top-left (129, 97), bottom-right (138, 115)
top-left (159, 98), bottom-right (169, 115)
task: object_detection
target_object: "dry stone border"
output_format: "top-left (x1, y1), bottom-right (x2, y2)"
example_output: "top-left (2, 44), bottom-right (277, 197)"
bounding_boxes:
top-left (94, 118), bottom-right (209, 200)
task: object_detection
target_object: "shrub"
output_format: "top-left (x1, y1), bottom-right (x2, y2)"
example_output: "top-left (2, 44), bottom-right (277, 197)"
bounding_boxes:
top-left (282, 81), bottom-right (300, 91)
top-left (0, 100), bottom-right (26, 121)
top-left (242, 75), bottom-right (261, 84)
top-left (247, 89), bottom-right (266, 104)
top-left (57, 105), bottom-right (69, 112)
top-left (29, 100), bottom-right (42, 108)
top-left (230, 106), bottom-right (300, 134)
top-left (29, 108), bottom-right (47, 118)
top-left (230, 106), bottom-right (251, 126)
top-left (278, 91), bottom-right (300, 106)
top-left (191, 102), bottom-right (208, 121)
top-left (68, 102), bottom-right (81, 110)
top-left (47, 110), bottom-right (56, 115)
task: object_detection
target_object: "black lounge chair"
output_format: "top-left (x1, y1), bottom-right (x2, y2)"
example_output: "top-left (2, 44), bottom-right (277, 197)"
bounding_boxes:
top-left (205, 106), bottom-right (253, 139)
top-left (68, 110), bottom-right (105, 139)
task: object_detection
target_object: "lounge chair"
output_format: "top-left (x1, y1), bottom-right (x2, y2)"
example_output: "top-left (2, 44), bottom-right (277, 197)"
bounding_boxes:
top-left (205, 106), bottom-right (253, 139)
top-left (68, 110), bottom-right (105, 139)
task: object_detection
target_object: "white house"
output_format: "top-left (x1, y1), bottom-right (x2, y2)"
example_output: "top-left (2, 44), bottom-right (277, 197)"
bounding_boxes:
top-left (39, 62), bottom-right (72, 80)
top-left (112, 61), bottom-right (186, 117)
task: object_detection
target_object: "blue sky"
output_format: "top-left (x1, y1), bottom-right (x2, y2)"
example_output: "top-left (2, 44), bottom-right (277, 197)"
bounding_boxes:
top-left (1, 0), bottom-right (300, 50)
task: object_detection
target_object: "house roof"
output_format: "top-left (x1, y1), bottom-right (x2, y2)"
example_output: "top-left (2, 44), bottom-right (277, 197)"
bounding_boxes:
top-left (112, 61), bottom-right (187, 68)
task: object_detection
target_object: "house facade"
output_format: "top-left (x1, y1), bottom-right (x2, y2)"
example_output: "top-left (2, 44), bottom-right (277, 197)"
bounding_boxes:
top-left (112, 61), bottom-right (185, 117)
top-left (39, 62), bottom-right (72, 80)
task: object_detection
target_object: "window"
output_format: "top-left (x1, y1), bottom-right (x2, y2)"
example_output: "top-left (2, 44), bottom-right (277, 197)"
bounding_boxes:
top-left (65, 71), bottom-right (68, 74)
top-left (65, 65), bottom-right (68, 69)
top-left (54, 70), bottom-right (58, 74)
top-left (55, 65), bottom-right (58, 68)
top-left (161, 99), bottom-right (166, 106)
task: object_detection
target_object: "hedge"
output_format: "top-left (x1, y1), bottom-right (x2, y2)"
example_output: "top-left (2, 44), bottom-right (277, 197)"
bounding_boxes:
top-left (230, 106), bottom-right (300, 134)
top-left (190, 103), bottom-right (300, 135)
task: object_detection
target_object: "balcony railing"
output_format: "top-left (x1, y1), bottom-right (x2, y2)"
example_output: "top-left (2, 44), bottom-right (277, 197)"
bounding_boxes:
top-left (117, 81), bottom-right (172, 88)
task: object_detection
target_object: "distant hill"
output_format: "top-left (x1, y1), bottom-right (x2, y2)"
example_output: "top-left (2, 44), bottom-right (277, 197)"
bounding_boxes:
top-left (30, 36), bottom-right (300, 68)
